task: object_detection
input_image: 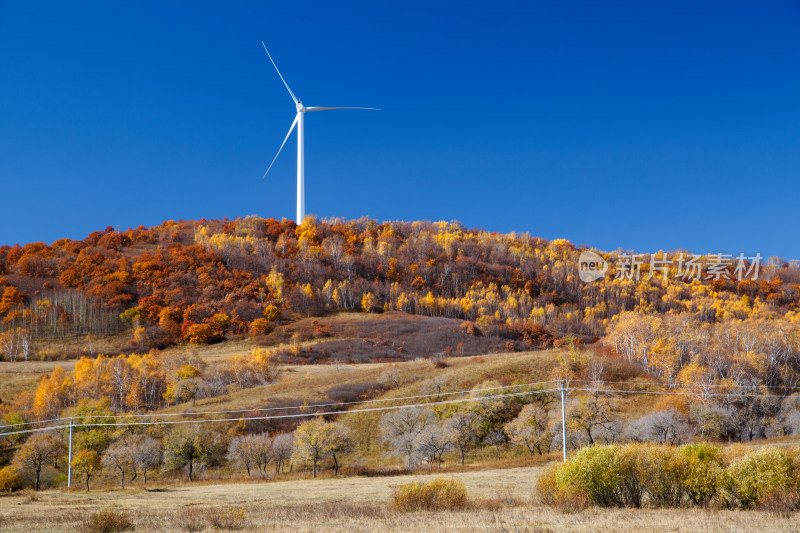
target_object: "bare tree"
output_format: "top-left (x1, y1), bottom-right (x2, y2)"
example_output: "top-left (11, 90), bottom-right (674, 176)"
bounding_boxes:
top-left (483, 430), bottom-right (507, 461)
top-left (227, 433), bottom-right (272, 477)
top-left (379, 407), bottom-right (434, 467)
top-left (505, 404), bottom-right (552, 455)
top-left (771, 394), bottom-right (800, 437)
top-left (103, 439), bottom-right (133, 488)
top-left (568, 388), bottom-right (618, 446)
top-left (380, 368), bottom-right (402, 389)
top-left (413, 424), bottom-right (453, 469)
top-left (227, 435), bottom-right (255, 476)
top-left (625, 409), bottom-right (693, 445)
top-left (444, 410), bottom-right (478, 465)
top-left (129, 435), bottom-right (162, 485)
top-left (271, 433), bottom-right (294, 474)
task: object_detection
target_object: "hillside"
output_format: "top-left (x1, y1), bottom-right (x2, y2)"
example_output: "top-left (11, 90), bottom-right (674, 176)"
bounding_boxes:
top-left (1, 217), bottom-right (800, 506)
top-left (1, 216), bottom-right (797, 355)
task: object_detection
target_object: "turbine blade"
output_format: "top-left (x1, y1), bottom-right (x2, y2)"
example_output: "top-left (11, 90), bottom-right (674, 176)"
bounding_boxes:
top-left (304, 106), bottom-right (381, 112)
top-left (261, 42), bottom-right (299, 104)
top-left (262, 114), bottom-right (299, 179)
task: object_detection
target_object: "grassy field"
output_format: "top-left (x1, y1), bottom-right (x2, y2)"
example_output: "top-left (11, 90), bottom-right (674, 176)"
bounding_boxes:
top-left (1, 463), bottom-right (796, 532)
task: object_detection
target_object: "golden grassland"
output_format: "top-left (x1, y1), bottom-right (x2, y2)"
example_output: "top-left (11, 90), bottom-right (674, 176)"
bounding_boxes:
top-left (2, 463), bottom-right (798, 532)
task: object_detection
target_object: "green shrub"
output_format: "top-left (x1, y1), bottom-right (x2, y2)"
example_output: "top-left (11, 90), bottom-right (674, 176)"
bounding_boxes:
top-left (789, 447), bottom-right (800, 487)
top-left (679, 443), bottom-right (723, 506)
top-left (680, 442), bottom-right (721, 463)
top-left (721, 447), bottom-right (794, 508)
top-left (555, 445), bottom-right (628, 507)
top-left (537, 443), bottom-right (800, 511)
top-left (391, 477), bottom-right (467, 511)
top-left (637, 444), bottom-right (686, 507)
top-left (79, 510), bottom-right (134, 533)
top-left (535, 460), bottom-right (589, 511)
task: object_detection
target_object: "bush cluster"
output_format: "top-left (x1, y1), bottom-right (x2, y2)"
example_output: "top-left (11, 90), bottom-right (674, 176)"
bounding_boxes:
top-left (78, 510), bottom-right (134, 533)
top-left (537, 443), bottom-right (800, 511)
top-left (391, 477), bottom-right (468, 511)
top-left (0, 465), bottom-right (23, 492)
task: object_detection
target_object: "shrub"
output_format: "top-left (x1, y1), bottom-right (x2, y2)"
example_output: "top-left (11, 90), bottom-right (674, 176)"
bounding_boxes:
top-left (535, 463), bottom-right (559, 506)
top-left (679, 443), bottom-right (723, 506)
top-left (537, 443), bottom-right (724, 509)
top-left (79, 510), bottom-right (134, 533)
top-left (0, 465), bottom-right (23, 493)
top-left (263, 305), bottom-right (281, 321)
top-left (759, 487), bottom-right (800, 518)
top-left (721, 446), bottom-right (795, 508)
top-left (554, 485), bottom-right (589, 513)
top-left (249, 318), bottom-right (271, 336)
top-left (184, 323), bottom-right (214, 344)
top-left (614, 444), bottom-right (649, 508)
top-left (555, 445), bottom-right (627, 507)
top-left (637, 444), bottom-right (686, 507)
top-left (391, 478), bottom-right (467, 511)
top-left (460, 321), bottom-right (481, 337)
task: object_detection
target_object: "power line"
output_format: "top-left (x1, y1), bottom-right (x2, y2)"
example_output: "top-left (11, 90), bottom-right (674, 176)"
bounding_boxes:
top-left (0, 415), bottom-right (73, 429)
top-left (0, 379), bottom-right (556, 429)
top-left (577, 387), bottom-right (790, 400)
top-left (3, 379), bottom-right (795, 438)
top-left (74, 379), bottom-right (557, 419)
top-left (4, 376), bottom-right (795, 432)
top-left (568, 379), bottom-right (800, 391)
top-left (0, 387), bottom-right (560, 438)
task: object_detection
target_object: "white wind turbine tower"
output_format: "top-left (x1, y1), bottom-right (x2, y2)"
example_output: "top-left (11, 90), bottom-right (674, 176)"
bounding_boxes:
top-left (260, 42), bottom-right (379, 224)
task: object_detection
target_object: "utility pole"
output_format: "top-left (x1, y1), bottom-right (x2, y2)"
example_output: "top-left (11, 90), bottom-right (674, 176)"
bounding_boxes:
top-left (67, 417), bottom-right (73, 488)
top-left (559, 381), bottom-right (567, 462)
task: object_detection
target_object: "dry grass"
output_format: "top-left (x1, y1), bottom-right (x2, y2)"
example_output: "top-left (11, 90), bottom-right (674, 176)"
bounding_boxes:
top-left (0, 464), bottom-right (796, 532)
top-left (0, 359), bottom-right (78, 402)
top-left (263, 311), bottom-right (523, 363)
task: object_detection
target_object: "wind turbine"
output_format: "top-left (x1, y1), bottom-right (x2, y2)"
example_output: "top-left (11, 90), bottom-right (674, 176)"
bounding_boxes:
top-left (260, 42), bottom-right (379, 224)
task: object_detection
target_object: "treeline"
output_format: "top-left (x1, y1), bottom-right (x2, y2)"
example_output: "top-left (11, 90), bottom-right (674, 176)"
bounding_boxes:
top-left (21, 348), bottom-right (279, 419)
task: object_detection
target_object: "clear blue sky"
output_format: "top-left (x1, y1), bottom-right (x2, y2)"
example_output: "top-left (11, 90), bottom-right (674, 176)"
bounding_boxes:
top-left (1, 1), bottom-right (798, 258)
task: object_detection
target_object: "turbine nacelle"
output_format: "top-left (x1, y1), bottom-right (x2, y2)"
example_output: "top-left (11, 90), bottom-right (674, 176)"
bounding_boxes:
top-left (296, 101), bottom-right (305, 113)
